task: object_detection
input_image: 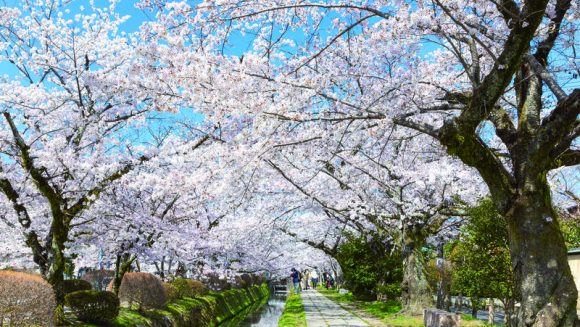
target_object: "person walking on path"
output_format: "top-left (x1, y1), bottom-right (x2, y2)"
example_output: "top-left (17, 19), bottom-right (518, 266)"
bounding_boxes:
top-left (290, 268), bottom-right (300, 294)
top-left (311, 268), bottom-right (319, 289)
top-left (303, 269), bottom-right (310, 290)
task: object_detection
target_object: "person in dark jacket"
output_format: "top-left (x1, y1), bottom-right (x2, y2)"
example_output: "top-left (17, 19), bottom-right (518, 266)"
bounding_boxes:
top-left (290, 268), bottom-right (300, 294)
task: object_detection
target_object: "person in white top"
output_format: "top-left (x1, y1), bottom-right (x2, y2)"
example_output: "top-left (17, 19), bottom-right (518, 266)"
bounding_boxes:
top-left (310, 269), bottom-right (319, 289)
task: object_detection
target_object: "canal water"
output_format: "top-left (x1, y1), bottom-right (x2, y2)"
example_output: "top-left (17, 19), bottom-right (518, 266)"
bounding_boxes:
top-left (236, 294), bottom-right (287, 327)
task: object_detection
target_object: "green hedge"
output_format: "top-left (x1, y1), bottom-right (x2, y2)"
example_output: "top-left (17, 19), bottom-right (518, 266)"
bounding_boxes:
top-left (72, 283), bottom-right (270, 326)
top-left (63, 279), bottom-right (92, 294)
top-left (65, 290), bottom-right (119, 323)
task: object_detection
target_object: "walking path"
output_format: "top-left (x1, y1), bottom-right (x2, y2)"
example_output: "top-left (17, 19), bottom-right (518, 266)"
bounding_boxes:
top-left (301, 289), bottom-right (369, 327)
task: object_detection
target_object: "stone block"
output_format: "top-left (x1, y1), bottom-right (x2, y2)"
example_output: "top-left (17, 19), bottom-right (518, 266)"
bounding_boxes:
top-left (423, 308), bottom-right (461, 327)
top-left (338, 288), bottom-right (349, 294)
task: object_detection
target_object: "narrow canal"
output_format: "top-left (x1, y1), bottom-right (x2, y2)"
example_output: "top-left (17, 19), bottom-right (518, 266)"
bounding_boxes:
top-left (236, 294), bottom-right (287, 327)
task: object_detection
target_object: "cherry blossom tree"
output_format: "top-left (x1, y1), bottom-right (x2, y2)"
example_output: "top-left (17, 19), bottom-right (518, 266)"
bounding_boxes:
top-left (137, 0), bottom-right (580, 324)
top-left (0, 1), bottom-right (200, 318)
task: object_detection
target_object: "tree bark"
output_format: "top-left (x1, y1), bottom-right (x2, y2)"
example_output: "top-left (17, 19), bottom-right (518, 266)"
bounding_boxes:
top-left (471, 299), bottom-right (478, 319)
top-left (40, 211), bottom-right (69, 325)
top-left (505, 187), bottom-right (578, 327)
top-left (488, 298), bottom-right (495, 325)
top-left (112, 253), bottom-right (134, 295)
top-left (400, 229), bottom-right (433, 314)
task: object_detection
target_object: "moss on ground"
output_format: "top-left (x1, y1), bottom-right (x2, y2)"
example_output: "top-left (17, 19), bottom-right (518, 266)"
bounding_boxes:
top-left (278, 290), bottom-right (306, 327)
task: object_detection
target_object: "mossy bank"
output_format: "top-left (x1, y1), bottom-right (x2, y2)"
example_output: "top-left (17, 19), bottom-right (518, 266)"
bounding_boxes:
top-left (73, 283), bottom-right (270, 327)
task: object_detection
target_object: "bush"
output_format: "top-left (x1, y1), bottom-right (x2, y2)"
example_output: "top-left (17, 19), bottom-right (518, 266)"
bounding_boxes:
top-left (169, 278), bottom-right (195, 299)
top-left (376, 283), bottom-right (402, 300)
top-left (65, 290), bottom-right (119, 323)
top-left (112, 272), bottom-right (167, 310)
top-left (191, 279), bottom-right (209, 297)
top-left (233, 273), bottom-right (254, 289)
top-left (63, 279), bottom-right (92, 294)
top-left (0, 270), bottom-right (56, 326)
top-left (164, 282), bottom-right (178, 301)
top-left (204, 272), bottom-right (232, 291)
top-left (165, 278), bottom-right (208, 301)
top-left (336, 233), bottom-right (403, 300)
top-left (81, 269), bottom-right (114, 291)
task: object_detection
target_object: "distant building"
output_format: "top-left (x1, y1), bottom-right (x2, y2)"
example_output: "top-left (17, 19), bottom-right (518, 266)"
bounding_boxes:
top-left (568, 248), bottom-right (580, 310)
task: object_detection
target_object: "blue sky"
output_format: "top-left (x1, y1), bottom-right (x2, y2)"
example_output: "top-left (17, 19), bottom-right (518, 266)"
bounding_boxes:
top-left (1, 1), bottom-right (578, 186)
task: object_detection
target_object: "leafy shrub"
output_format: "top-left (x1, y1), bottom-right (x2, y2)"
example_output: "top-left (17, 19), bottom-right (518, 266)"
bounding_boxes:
top-left (336, 232), bottom-right (403, 300)
top-left (113, 272), bottom-right (167, 310)
top-left (81, 269), bottom-right (114, 291)
top-left (164, 282), bottom-right (179, 301)
top-left (191, 279), bottom-right (208, 296)
top-left (448, 199), bottom-right (513, 300)
top-left (376, 283), bottom-right (402, 300)
top-left (65, 290), bottom-right (119, 323)
top-left (170, 278), bottom-right (195, 298)
top-left (165, 278), bottom-right (208, 300)
top-left (63, 279), bottom-right (92, 294)
top-left (0, 270), bottom-right (56, 326)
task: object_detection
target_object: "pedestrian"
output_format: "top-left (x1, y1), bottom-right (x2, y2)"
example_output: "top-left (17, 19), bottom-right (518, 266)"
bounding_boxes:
top-left (290, 268), bottom-right (300, 294)
top-left (311, 268), bottom-right (319, 289)
top-left (303, 269), bottom-right (310, 290)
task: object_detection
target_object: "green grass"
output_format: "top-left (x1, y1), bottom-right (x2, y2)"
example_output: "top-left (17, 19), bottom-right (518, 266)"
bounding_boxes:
top-left (278, 290), bottom-right (307, 327)
top-left (318, 288), bottom-right (421, 326)
top-left (318, 288), bottom-right (489, 327)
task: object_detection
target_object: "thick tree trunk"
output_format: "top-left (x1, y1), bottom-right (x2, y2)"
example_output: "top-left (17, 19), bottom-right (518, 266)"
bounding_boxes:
top-left (471, 300), bottom-right (478, 319)
top-left (506, 189), bottom-right (578, 327)
top-left (45, 218), bottom-right (68, 325)
top-left (401, 230), bottom-right (433, 314)
top-left (112, 253), bottom-right (134, 295)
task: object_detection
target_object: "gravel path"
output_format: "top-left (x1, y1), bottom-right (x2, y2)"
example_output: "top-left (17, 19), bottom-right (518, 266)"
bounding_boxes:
top-left (301, 289), bottom-right (369, 327)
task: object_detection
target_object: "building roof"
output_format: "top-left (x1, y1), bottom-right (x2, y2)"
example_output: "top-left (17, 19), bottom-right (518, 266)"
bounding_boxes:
top-left (568, 248), bottom-right (580, 255)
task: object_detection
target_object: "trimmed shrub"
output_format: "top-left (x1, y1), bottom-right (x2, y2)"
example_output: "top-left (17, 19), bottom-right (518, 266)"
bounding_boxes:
top-left (81, 269), bottom-right (114, 291)
top-left (204, 272), bottom-right (232, 291)
top-left (166, 278), bottom-right (209, 300)
top-left (234, 274), bottom-right (254, 289)
top-left (164, 282), bottom-right (179, 301)
top-left (65, 290), bottom-right (119, 323)
top-left (0, 270), bottom-right (56, 326)
top-left (63, 279), bottom-right (92, 294)
top-left (112, 272), bottom-right (167, 310)
top-left (169, 278), bottom-right (195, 299)
top-left (191, 279), bottom-right (209, 297)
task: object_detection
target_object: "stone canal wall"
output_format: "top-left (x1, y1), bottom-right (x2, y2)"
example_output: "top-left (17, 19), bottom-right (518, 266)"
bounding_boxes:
top-left (128, 283), bottom-right (270, 327)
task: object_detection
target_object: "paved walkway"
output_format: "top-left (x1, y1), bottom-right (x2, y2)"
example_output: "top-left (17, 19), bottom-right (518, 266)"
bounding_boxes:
top-left (301, 289), bottom-right (369, 327)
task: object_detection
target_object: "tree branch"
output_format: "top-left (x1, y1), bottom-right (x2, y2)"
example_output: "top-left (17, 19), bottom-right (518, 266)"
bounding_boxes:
top-left (526, 54), bottom-right (567, 101)
top-left (556, 150), bottom-right (580, 168)
top-left (539, 89), bottom-right (580, 156)
top-left (392, 116), bottom-right (439, 139)
top-left (3, 112), bottom-right (62, 207)
top-left (452, 0), bottom-right (551, 131)
top-left (534, 0), bottom-right (572, 63)
top-left (488, 107), bottom-right (517, 148)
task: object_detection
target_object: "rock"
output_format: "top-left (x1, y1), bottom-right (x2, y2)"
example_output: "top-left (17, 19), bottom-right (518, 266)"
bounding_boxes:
top-left (338, 288), bottom-right (349, 294)
top-left (423, 308), bottom-right (461, 327)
